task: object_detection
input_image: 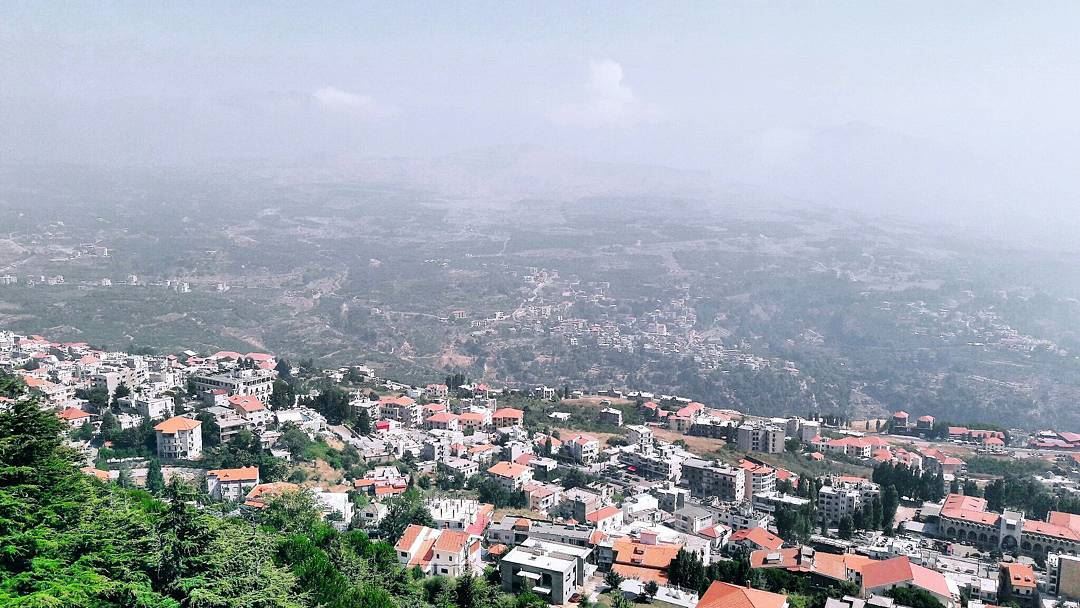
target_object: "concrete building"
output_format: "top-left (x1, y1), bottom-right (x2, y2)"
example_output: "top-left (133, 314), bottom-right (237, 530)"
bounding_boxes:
top-left (153, 416), bottom-right (203, 460)
top-left (206, 466), bottom-right (260, 501)
top-left (682, 458), bottom-right (745, 501)
top-left (599, 407), bottom-right (624, 427)
top-left (562, 433), bottom-right (601, 464)
top-left (192, 368), bottom-right (274, 402)
top-left (1047, 553), bottom-right (1080, 600)
top-left (500, 538), bottom-right (593, 605)
top-left (673, 504), bottom-right (715, 534)
top-left (818, 477), bottom-right (880, 526)
top-left (133, 395), bottom-right (173, 420)
top-left (487, 461), bottom-right (533, 491)
top-left (738, 424), bottom-right (785, 454)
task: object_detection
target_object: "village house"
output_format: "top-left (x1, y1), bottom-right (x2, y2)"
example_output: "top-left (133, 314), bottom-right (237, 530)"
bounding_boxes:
top-left (487, 461), bottom-right (534, 491)
top-left (206, 466), bottom-right (260, 501)
top-left (492, 408), bottom-right (525, 428)
top-left (153, 416), bottom-right (203, 460)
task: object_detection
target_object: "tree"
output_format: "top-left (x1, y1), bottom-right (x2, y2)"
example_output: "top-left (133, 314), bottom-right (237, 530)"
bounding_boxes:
top-left (146, 458), bottom-right (165, 495)
top-left (377, 488), bottom-right (435, 540)
top-left (357, 408), bottom-right (372, 435)
top-left (962, 479), bottom-right (982, 497)
top-left (71, 420), bottom-right (94, 442)
top-left (881, 486), bottom-right (899, 535)
top-left (838, 516), bottom-right (854, 539)
top-left (887, 586), bottom-right (945, 608)
top-left (985, 478), bottom-right (1006, 512)
top-left (196, 411), bottom-right (222, 448)
top-left (610, 593), bottom-right (635, 608)
top-left (605, 569), bottom-right (625, 590)
top-left (113, 382), bottom-right (131, 400)
top-left (99, 409), bottom-right (121, 441)
top-left (270, 378), bottom-right (296, 410)
top-left (643, 580), bottom-right (660, 602)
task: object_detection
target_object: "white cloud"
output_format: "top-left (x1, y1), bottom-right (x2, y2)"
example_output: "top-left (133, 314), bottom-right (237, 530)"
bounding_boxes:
top-left (312, 86), bottom-right (396, 119)
top-left (549, 59), bottom-right (660, 129)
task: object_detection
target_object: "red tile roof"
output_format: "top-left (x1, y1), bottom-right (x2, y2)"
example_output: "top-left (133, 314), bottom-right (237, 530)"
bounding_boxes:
top-left (729, 528), bottom-right (783, 551)
top-left (154, 416), bottom-right (202, 433)
top-left (1003, 562), bottom-right (1036, 589)
top-left (487, 461), bottom-right (529, 479)
top-left (861, 556), bottom-right (951, 600)
top-left (586, 505), bottom-right (621, 523)
top-left (208, 466), bottom-right (260, 482)
top-left (58, 407), bottom-right (91, 420)
top-left (433, 530), bottom-right (471, 553)
top-left (699, 582), bottom-right (787, 608)
top-left (229, 395), bottom-right (265, 413)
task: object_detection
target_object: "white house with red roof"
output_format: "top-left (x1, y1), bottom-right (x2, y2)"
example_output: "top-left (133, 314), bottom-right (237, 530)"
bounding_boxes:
top-left (458, 410), bottom-right (491, 432)
top-left (424, 412), bottom-right (460, 432)
top-left (229, 395), bottom-right (272, 428)
top-left (395, 524), bottom-right (482, 576)
top-left (153, 416), bottom-right (203, 460)
top-left (57, 406), bottom-right (92, 428)
top-left (492, 408), bottom-right (524, 428)
top-left (698, 581), bottom-right (789, 608)
top-left (860, 556), bottom-right (957, 608)
top-left (379, 395), bottom-right (422, 427)
top-left (206, 466), bottom-right (260, 500)
top-left (586, 505), bottom-right (624, 533)
top-left (562, 432), bottom-right (600, 464)
top-left (728, 527), bottom-right (784, 553)
top-left (487, 461), bottom-right (534, 491)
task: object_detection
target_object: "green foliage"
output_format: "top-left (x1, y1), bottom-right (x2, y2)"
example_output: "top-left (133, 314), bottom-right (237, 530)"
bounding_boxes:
top-left (0, 390), bottom-right (523, 608)
top-left (376, 488), bottom-right (435, 540)
top-left (966, 456), bottom-right (1052, 477)
top-left (270, 379), bottom-right (296, 410)
top-left (886, 586), bottom-right (945, 608)
top-left (469, 476), bottom-right (528, 509)
top-left (604, 569), bottom-right (625, 589)
top-left (146, 458), bottom-right (165, 495)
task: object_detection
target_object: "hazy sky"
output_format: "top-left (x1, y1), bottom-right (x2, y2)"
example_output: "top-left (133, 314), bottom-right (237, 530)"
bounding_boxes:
top-left (3, 2), bottom-right (1080, 237)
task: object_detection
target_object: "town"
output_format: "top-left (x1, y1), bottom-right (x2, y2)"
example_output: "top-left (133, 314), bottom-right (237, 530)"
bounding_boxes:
top-left (5, 327), bottom-right (1080, 608)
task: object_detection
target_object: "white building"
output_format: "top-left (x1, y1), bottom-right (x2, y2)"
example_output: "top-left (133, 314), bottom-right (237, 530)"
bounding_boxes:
top-left (153, 416), bottom-right (203, 460)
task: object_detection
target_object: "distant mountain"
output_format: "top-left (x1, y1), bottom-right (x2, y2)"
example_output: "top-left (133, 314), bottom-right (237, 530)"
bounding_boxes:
top-left (269, 144), bottom-right (716, 203)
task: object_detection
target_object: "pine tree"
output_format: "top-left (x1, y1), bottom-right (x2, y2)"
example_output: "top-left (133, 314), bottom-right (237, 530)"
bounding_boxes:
top-left (146, 458), bottom-right (165, 495)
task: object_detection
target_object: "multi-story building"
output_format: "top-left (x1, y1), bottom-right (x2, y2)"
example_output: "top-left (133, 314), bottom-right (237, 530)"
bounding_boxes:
top-left (487, 461), bottom-right (533, 491)
top-left (153, 416), bottom-right (203, 460)
top-left (394, 524), bottom-right (482, 577)
top-left (935, 493), bottom-right (1080, 558)
top-left (682, 458), bottom-right (745, 501)
top-left (132, 395), bottom-right (173, 420)
top-left (737, 424), bottom-right (785, 454)
top-left (379, 395), bottom-right (422, 427)
top-left (619, 441), bottom-right (685, 481)
top-left (1047, 553), bottom-right (1080, 600)
top-left (818, 485), bottom-right (864, 526)
top-left (229, 395), bottom-right (272, 428)
top-left (206, 466), bottom-right (260, 501)
top-left (425, 412), bottom-right (460, 432)
top-left (598, 407), bottom-right (623, 427)
top-left (492, 408), bottom-right (525, 428)
top-left (817, 476), bottom-right (880, 525)
top-left (562, 433), bottom-right (600, 464)
top-left (999, 563), bottom-right (1037, 607)
top-left (741, 461), bottom-right (777, 500)
top-left (673, 504), bottom-right (715, 534)
top-left (192, 369), bottom-right (274, 402)
top-left (500, 538), bottom-right (593, 605)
